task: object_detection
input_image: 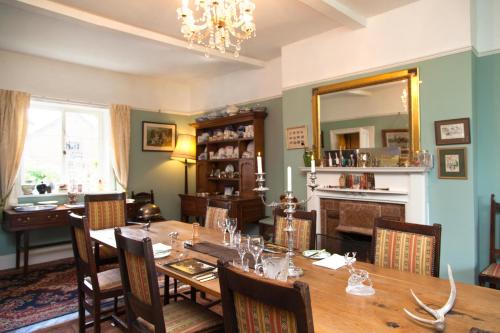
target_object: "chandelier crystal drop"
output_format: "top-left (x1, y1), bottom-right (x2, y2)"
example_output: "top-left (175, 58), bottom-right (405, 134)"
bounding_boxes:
top-left (177, 0), bottom-right (256, 57)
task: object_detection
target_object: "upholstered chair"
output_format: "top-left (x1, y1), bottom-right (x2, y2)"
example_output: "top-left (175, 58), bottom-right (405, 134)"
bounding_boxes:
top-left (85, 193), bottom-right (127, 266)
top-left (114, 228), bottom-right (223, 333)
top-left (273, 208), bottom-right (317, 252)
top-left (68, 212), bottom-right (123, 333)
top-left (478, 194), bottom-right (500, 289)
top-left (218, 260), bottom-right (315, 333)
top-left (204, 199), bottom-right (231, 229)
top-left (371, 218), bottom-right (442, 277)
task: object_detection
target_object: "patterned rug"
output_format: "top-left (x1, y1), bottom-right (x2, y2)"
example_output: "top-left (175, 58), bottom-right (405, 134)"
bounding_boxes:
top-left (0, 261), bottom-right (78, 332)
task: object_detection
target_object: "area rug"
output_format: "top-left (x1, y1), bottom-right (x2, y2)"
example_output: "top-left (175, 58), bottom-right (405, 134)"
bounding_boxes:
top-left (0, 261), bottom-right (78, 332)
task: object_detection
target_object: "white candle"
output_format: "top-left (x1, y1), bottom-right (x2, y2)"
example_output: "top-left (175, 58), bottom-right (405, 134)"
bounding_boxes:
top-left (257, 152), bottom-right (263, 174)
top-left (287, 166), bottom-right (292, 192)
top-left (311, 154), bottom-right (316, 173)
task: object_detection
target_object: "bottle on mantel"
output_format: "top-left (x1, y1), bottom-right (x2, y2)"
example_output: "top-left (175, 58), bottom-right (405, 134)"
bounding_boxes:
top-left (339, 174), bottom-right (346, 188)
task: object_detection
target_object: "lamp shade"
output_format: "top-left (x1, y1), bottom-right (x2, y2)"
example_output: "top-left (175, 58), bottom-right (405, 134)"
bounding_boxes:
top-left (171, 134), bottom-right (196, 163)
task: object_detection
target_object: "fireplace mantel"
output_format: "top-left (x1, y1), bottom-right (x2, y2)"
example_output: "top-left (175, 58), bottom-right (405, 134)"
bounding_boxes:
top-left (301, 166), bottom-right (431, 231)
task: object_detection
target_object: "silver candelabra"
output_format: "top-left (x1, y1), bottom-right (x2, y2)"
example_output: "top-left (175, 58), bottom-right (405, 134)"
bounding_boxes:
top-left (254, 169), bottom-right (319, 277)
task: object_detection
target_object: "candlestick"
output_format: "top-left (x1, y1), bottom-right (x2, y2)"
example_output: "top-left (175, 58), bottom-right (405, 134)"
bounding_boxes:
top-left (311, 154), bottom-right (316, 173)
top-left (257, 152), bottom-right (263, 174)
top-left (287, 166), bottom-right (292, 192)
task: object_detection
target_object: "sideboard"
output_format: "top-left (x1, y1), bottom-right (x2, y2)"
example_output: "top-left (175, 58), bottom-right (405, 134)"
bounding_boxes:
top-left (2, 202), bottom-right (141, 273)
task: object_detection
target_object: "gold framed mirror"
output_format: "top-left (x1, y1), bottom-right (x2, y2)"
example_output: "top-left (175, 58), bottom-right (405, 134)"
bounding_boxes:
top-left (312, 68), bottom-right (420, 165)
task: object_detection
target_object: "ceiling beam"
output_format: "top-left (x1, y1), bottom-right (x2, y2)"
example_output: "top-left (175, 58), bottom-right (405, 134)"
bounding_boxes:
top-left (14, 0), bottom-right (265, 68)
top-left (297, 0), bottom-right (366, 29)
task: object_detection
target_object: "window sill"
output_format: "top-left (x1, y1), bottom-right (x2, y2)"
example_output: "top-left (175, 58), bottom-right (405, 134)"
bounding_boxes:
top-left (18, 191), bottom-right (121, 203)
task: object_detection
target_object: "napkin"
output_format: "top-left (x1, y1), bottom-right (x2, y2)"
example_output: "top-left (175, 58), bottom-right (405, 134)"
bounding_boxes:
top-left (312, 254), bottom-right (355, 270)
top-left (153, 243), bottom-right (172, 255)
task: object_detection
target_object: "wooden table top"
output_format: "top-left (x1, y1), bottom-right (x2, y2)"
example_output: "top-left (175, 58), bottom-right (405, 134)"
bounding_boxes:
top-left (90, 221), bottom-right (500, 333)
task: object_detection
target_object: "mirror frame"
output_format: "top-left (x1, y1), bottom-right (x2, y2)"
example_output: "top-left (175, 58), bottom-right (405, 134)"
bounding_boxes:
top-left (312, 68), bottom-right (420, 163)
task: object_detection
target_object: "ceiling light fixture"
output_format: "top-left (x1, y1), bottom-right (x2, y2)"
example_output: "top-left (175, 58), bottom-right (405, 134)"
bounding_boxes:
top-left (177, 0), bottom-right (256, 58)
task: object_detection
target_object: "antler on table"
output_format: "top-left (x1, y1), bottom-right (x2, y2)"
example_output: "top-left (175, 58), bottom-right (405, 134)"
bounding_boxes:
top-left (403, 265), bottom-right (457, 332)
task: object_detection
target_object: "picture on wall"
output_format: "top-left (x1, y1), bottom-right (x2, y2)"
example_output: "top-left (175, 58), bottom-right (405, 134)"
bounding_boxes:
top-left (437, 147), bottom-right (467, 179)
top-left (286, 125), bottom-right (308, 149)
top-left (382, 129), bottom-right (410, 161)
top-left (142, 121), bottom-right (176, 152)
top-left (434, 117), bottom-right (470, 145)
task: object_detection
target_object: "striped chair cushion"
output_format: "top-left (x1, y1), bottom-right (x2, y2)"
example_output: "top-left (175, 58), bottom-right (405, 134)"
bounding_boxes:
top-left (124, 251), bottom-right (152, 305)
top-left (233, 291), bottom-right (298, 333)
top-left (274, 216), bottom-right (312, 252)
top-left (481, 263), bottom-right (500, 278)
top-left (87, 200), bottom-right (126, 230)
top-left (205, 207), bottom-right (228, 229)
top-left (74, 227), bottom-right (89, 263)
top-left (374, 228), bottom-right (436, 276)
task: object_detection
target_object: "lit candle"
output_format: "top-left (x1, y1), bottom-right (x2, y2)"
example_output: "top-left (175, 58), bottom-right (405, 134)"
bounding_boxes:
top-left (311, 153), bottom-right (316, 173)
top-left (287, 166), bottom-right (292, 192)
top-left (257, 152), bottom-right (263, 174)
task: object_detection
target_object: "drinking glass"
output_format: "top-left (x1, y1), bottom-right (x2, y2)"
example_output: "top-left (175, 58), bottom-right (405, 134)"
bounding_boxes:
top-left (249, 235), bottom-right (264, 275)
top-left (217, 219), bottom-right (228, 245)
top-left (226, 218), bottom-right (238, 247)
top-left (235, 233), bottom-right (249, 269)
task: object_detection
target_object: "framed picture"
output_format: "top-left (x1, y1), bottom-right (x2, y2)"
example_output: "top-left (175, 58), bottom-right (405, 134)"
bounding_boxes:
top-left (434, 118), bottom-right (470, 145)
top-left (382, 129), bottom-right (409, 149)
top-left (142, 122), bottom-right (176, 152)
top-left (286, 125), bottom-right (308, 149)
top-left (437, 147), bottom-right (467, 179)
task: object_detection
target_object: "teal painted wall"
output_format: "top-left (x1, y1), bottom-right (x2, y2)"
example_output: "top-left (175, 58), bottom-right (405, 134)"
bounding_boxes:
top-left (321, 114), bottom-right (408, 150)
top-left (283, 51), bottom-right (477, 283)
top-left (476, 52), bottom-right (500, 271)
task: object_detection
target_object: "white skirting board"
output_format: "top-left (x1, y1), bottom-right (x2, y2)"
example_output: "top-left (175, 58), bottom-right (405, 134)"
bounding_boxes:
top-left (0, 243), bottom-right (73, 271)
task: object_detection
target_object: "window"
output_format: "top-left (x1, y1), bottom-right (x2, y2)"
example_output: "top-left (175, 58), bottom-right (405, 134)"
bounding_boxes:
top-left (20, 100), bottom-right (113, 193)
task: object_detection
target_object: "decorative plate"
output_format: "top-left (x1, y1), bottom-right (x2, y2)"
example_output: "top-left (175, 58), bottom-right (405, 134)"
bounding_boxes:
top-left (225, 164), bottom-right (235, 173)
top-left (302, 250), bottom-right (331, 260)
top-left (38, 200), bottom-right (58, 205)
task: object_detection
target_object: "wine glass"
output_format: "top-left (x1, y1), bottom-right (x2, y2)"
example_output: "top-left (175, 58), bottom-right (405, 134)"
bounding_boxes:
top-left (226, 218), bottom-right (238, 247)
top-left (217, 219), bottom-right (228, 245)
top-left (235, 232), bottom-right (249, 270)
top-left (249, 235), bottom-right (264, 275)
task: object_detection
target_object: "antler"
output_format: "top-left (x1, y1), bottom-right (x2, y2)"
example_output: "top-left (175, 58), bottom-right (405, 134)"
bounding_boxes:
top-left (403, 265), bottom-right (457, 332)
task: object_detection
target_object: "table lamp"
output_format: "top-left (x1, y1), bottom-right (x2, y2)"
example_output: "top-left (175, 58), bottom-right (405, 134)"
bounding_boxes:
top-left (171, 134), bottom-right (196, 194)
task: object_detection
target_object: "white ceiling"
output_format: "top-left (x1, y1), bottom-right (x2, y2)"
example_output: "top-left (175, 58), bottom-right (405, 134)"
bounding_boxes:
top-left (0, 0), bottom-right (418, 81)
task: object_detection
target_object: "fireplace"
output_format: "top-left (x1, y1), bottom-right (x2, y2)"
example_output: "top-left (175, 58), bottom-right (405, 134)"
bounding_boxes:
top-left (303, 166), bottom-right (430, 262)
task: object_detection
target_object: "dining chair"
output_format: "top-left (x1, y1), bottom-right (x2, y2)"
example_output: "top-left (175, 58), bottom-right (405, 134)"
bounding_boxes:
top-left (85, 192), bottom-right (127, 267)
top-left (218, 260), bottom-right (315, 333)
top-left (204, 199), bottom-right (231, 229)
top-left (273, 208), bottom-right (317, 252)
top-left (131, 190), bottom-right (155, 204)
top-left (114, 228), bottom-right (224, 333)
top-left (371, 217), bottom-right (442, 277)
top-left (68, 212), bottom-right (124, 333)
top-left (479, 194), bottom-right (500, 289)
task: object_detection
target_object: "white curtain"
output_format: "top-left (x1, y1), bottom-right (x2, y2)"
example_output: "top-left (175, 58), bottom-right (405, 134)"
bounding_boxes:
top-left (0, 90), bottom-right (30, 208)
top-left (109, 104), bottom-right (131, 191)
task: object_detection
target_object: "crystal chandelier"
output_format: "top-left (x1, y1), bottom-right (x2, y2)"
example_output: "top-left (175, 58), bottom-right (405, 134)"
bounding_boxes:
top-left (177, 0), bottom-right (256, 57)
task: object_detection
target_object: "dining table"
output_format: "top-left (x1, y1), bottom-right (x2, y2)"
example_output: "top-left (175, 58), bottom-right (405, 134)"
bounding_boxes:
top-left (90, 220), bottom-right (500, 333)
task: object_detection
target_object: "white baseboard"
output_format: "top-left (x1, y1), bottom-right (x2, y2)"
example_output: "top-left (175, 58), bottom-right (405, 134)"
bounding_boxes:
top-left (0, 243), bottom-right (73, 271)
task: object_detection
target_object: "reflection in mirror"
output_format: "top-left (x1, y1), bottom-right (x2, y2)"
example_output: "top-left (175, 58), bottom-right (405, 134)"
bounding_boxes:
top-left (320, 79), bottom-right (409, 153)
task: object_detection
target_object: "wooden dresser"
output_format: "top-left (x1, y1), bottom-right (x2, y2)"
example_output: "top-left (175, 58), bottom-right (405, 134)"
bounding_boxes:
top-left (2, 202), bottom-right (141, 273)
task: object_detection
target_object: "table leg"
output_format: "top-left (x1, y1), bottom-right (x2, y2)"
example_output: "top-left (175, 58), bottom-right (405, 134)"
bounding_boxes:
top-left (23, 231), bottom-right (30, 274)
top-left (15, 231), bottom-right (21, 269)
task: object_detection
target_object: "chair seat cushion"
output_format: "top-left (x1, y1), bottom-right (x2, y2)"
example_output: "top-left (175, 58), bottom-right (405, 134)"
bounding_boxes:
top-left (84, 267), bottom-right (122, 292)
top-left (480, 263), bottom-right (500, 278)
top-left (139, 300), bottom-right (223, 333)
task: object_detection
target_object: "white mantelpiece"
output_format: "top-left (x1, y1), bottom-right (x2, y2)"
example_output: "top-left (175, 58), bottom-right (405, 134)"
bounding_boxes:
top-left (301, 167), bottom-right (431, 231)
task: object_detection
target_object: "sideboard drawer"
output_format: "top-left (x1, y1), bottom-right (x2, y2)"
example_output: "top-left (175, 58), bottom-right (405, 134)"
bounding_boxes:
top-left (8, 211), bottom-right (67, 230)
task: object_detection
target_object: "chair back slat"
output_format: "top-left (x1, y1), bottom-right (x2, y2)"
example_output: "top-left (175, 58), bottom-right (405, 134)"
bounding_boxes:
top-left (273, 209), bottom-right (317, 251)
top-left (68, 212), bottom-right (99, 290)
top-left (490, 194), bottom-right (500, 264)
top-left (205, 199), bottom-right (231, 229)
top-left (114, 228), bottom-right (166, 332)
top-left (371, 218), bottom-right (442, 277)
top-left (218, 260), bottom-right (314, 333)
top-left (85, 193), bottom-right (127, 230)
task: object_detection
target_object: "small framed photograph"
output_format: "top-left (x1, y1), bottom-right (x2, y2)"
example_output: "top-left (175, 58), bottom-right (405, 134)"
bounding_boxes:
top-left (142, 122), bottom-right (176, 152)
top-left (382, 129), bottom-right (409, 149)
top-left (286, 125), bottom-right (308, 149)
top-left (437, 147), bottom-right (467, 179)
top-left (434, 118), bottom-right (470, 145)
